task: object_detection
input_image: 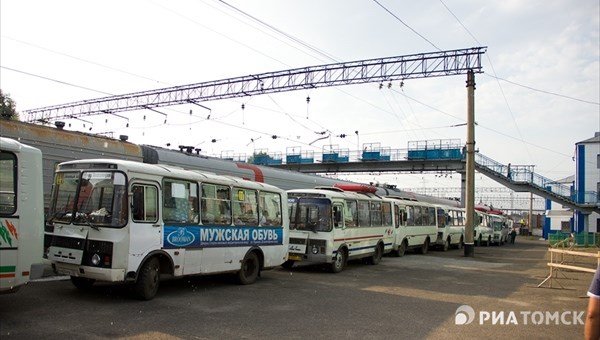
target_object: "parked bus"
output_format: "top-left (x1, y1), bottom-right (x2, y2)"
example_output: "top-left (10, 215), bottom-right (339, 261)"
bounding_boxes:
top-left (388, 197), bottom-right (438, 256)
top-left (0, 137), bottom-right (44, 293)
top-left (489, 213), bottom-right (509, 245)
top-left (434, 205), bottom-right (465, 251)
top-left (46, 159), bottom-right (288, 300)
top-left (285, 185), bottom-right (394, 272)
top-left (473, 209), bottom-right (493, 246)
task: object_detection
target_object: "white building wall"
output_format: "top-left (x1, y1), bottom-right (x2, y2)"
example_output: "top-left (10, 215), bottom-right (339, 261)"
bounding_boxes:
top-left (583, 141), bottom-right (600, 193)
top-left (579, 135), bottom-right (600, 233)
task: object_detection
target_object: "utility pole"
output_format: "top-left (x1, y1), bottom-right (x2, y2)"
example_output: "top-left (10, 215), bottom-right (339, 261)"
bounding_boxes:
top-left (464, 70), bottom-right (476, 257)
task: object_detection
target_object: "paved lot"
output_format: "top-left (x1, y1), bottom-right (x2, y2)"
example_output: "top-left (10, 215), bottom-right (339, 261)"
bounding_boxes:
top-left (1, 238), bottom-right (596, 340)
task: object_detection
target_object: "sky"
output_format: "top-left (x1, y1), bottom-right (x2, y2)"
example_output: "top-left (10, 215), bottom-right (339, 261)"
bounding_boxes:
top-left (1, 0), bottom-right (599, 194)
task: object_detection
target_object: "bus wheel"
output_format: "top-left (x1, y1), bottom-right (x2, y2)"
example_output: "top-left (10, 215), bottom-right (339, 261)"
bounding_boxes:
top-left (368, 243), bottom-right (383, 265)
top-left (418, 238), bottom-right (429, 254)
top-left (238, 252), bottom-right (259, 285)
top-left (330, 247), bottom-right (346, 273)
top-left (134, 257), bottom-right (160, 300)
top-left (281, 260), bottom-right (295, 270)
top-left (71, 276), bottom-right (95, 290)
top-left (397, 240), bottom-right (407, 257)
top-left (442, 237), bottom-right (450, 252)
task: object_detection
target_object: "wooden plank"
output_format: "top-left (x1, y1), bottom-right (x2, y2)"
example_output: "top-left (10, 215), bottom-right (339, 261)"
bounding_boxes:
top-left (547, 262), bottom-right (597, 273)
top-left (548, 248), bottom-right (600, 258)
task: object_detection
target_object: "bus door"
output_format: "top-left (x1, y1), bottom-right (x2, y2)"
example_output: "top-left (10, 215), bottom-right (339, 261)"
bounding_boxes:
top-left (130, 182), bottom-right (161, 260)
top-left (393, 203), bottom-right (406, 240)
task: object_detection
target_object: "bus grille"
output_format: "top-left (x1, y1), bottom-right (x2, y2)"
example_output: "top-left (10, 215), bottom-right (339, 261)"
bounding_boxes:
top-left (308, 239), bottom-right (326, 247)
top-left (289, 237), bottom-right (307, 245)
top-left (51, 235), bottom-right (85, 250)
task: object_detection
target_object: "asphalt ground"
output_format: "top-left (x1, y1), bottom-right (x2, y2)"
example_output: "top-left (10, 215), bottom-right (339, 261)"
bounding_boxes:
top-left (2, 237), bottom-right (597, 340)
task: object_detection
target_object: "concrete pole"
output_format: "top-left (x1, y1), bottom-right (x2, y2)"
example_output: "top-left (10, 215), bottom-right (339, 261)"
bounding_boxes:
top-left (464, 70), bottom-right (476, 257)
top-left (459, 171), bottom-right (466, 208)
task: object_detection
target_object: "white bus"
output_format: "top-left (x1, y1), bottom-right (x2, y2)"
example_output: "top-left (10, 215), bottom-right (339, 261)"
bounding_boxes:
top-left (489, 213), bottom-right (509, 245)
top-left (0, 137), bottom-right (44, 293)
top-left (285, 186), bottom-right (395, 272)
top-left (46, 159), bottom-right (288, 300)
top-left (473, 209), bottom-right (493, 246)
top-left (434, 205), bottom-right (465, 251)
top-left (388, 197), bottom-right (438, 256)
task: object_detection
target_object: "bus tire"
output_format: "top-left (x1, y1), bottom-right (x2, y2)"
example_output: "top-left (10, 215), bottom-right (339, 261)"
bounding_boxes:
top-left (71, 276), bottom-right (95, 290)
top-left (442, 237), bottom-right (450, 252)
top-left (330, 247), bottom-right (346, 273)
top-left (456, 236), bottom-right (464, 249)
top-left (281, 260), bottom-right (295, 270)
top-left (418, 238), bottom-right (429, 254)
top-left (238, 252), bottom-right (259, 285)
top-left (397, 240), bottom-right (407, 257)
top-left (367, 243), bottom-right (383, 265)
top-left (134, 257), bottom-right (160, 300)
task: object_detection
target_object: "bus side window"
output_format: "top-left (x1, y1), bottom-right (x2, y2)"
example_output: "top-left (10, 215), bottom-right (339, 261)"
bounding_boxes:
top-left (0, 152), bottom-right (16, 215)
top-left (164, 180), bottom-right (195, 223)
top-left (406, 206), bottom-right (415, 226)
top-left (132, 184), bottom-right (158, 223)
top-left (333, 206), bottom-right (342, 227)
top-left (344, 200), bottom-right (357, 228)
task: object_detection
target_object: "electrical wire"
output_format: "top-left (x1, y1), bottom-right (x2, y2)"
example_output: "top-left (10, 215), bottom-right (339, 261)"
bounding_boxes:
top-left (372, 0), bottom-right (441, 51)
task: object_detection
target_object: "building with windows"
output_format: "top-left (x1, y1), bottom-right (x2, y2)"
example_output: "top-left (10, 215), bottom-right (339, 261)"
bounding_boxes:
top-left (544, 132), bottom-right (599, 238)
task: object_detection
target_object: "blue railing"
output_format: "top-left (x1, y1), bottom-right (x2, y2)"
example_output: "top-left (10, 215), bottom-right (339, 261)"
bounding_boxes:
top-left (474, 153), bottom-right (598, 205)
top-left (241, 142), bottom-right (598, 207)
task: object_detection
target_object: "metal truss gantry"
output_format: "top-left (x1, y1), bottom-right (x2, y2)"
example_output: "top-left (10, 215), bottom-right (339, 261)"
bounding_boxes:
top-left (24, 47), bottom-right (487, 123)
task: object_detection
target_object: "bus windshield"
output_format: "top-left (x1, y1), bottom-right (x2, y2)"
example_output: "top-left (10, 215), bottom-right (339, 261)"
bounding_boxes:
top-left (49, 171), bottom-right (127, 228)
top-left (288, 197), bottom-right (332, 232)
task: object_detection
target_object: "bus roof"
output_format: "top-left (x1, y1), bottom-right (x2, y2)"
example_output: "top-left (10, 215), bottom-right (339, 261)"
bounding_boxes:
top-left (57, 158), bottom-right (284, 192)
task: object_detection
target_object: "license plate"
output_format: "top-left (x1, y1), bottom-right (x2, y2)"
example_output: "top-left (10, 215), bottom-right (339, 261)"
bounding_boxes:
top-left (288, 254), bottom-right (303, 261)
top-left (288, 244), bottom-right (306, 253)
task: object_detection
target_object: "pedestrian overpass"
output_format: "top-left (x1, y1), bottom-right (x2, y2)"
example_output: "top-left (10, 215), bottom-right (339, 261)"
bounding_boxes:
top-left (262, 140), bottom-right (599, 214)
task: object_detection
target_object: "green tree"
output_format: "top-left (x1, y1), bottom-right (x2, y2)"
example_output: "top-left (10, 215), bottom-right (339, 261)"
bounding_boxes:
top-left (0, 89), bottom-right (19, 120)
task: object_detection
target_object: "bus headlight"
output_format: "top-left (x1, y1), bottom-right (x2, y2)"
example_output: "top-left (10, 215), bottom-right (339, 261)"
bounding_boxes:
top-left (311, 245), bottom-right (319, 254)
top-left (84, 240), bottom-right (113, 268)
top-left (91, 253), bottom-right (101, 266)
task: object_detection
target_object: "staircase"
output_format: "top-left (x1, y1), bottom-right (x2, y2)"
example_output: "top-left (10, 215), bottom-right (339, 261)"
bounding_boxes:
top-left (473, 153), bottom-right (599, 214)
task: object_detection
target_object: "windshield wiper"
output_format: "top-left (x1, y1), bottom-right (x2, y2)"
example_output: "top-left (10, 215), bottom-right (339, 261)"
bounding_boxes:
top-left (78, 212), bottom-right (100, 231)
top-left (307, 221), bottom-right (319, 233)
top-left (47, 210), bottom-right (68, 224)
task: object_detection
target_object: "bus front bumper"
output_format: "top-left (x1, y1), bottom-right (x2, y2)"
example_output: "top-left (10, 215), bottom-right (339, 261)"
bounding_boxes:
top-left (53, 262), bottom-right (127, 282)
